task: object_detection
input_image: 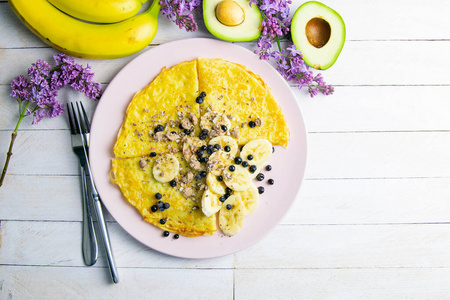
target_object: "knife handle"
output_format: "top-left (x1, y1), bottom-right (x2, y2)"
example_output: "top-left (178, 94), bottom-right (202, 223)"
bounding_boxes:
top-left (92, 195), bottom-right (119, 284)
top-left (80, 165), bottom-right (98, 266)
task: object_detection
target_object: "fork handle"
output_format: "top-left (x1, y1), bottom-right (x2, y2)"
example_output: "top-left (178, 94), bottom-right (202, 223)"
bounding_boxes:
top-left (80, 165), bottom-right (98, 266)
top-left (91, 195), bottom-right (119, 284)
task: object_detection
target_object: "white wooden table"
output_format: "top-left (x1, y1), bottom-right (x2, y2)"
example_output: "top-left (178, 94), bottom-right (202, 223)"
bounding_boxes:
top-left (2, 0), bottom-right (450, 298)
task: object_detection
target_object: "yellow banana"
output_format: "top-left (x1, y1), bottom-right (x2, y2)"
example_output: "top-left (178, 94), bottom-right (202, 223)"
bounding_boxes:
top-left (9, 0), bottom-right (161, 59)
top-left (47, 0), bottom-right (149, 23)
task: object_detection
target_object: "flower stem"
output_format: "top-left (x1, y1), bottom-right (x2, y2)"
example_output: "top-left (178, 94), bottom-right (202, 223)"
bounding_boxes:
top-left (0, 101), bottom-right (30, 187)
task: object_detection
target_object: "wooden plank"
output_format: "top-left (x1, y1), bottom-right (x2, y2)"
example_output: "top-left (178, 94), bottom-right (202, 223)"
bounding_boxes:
top-left (3, 85), bottom-right (450, 132)
top-left (307, 131), bottom-right (450, 179)
top-left (296, 85), bottom-right (450, 132)
top-left (235, 268), bottom-right (450, 300)
top-left (2, 41), bottom-right (450, 86)
top-left (283, 178), bottom-right (450, 225)
top-left (234, 224), bottom-right (450, 269)
top-left (3, 176), bottom-right (450, 226)
top-left (0, 265), bottom-right (233, 299)
top-left (0, 220), bottom-right (234, 268)
top-left (2, 131), bottom-right (449, 178)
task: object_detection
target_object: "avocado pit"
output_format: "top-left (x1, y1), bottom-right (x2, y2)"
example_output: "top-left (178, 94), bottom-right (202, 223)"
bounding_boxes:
top-left (215, 0), bottom-right (245, 26)
top-left (305, 17), bottom-right (331, 48)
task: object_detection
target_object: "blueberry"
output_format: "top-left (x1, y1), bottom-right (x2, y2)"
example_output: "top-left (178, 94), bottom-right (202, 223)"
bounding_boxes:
top-left (197, 149), bottom-right (204, 156)
top-left (207, 144), bottom-right (214, 151)
top-left (226, 204), bottom-right (232, 210)
top-left (171, 131), bottom-right (176, 134)
top-left (234, 157), bottom-right (242, 164)
top-left (249, 165), bottom-right (257, 173)
top-left (184, 129), bottom-right (191, 135)
top-left (214, 144), bottom-right (221, 150)
top-left (201, 145), bottom-right (207, 151)
top-left (225, 187), bottom-right (232, 194)
top-left (196, 96), bottom-right (204, 104)
top-left (256, 173), bottom-right (264, 181)
top-left (150, 152), bottom-right (157, 157)
top-left (163, 231), bottom-right (170, 237)
top-left (199, 134), bottom-right (207, 140)
top-left (224, 193), bottom-right (230, 200)
top-left (163, 202), bottom-right (170, 209)
top-left (200, 91), bottom-right (206, 98)
top-left (268, 179), bottom-right (274, 185)
top-left (201, 157), bottom-right (209, 163)
top-left (258, 187), bottom-right (265, 194)
top-left (221, 125), bottom-right (228, 131)
top-left (170, 180), bottom-right (177, 187)
top-left (155, 124), bottom-right (165, 132)
top-left (195, 173), bottom-right (202, 180)
top-left (155, 192), bottom-right (162, 200)
top-left (247, 154), bottom-right (253, 160)
top-left (265, 165), bottom-right (272, 171)
top-left (151, 205), bottom-right (158, 212)
top-left (201, 129), bottom-right (209, 135)
top-left (248, 121), bottom-right (256, 128)
top-left (159, 207), bottom-right (165, 212)
top-left (179, 124), bottom-right (184, 129)
top-left (157, 200), bottom-right (164, 207)
top-left (224, 146), bottom-right (231, 152)
top-left (174, 234), bottom-right (180, 239)
top-left (200, 171), bottom-right (207, 178)
top-left (217, 175), bottom-right (223, 182)
top-left (207, 148), bottom-right (213, 155)
top-left (219, 196), bottom-right (226, 202)
top-left (229, 165), bottom-right (236, 172)
top-left (242, 161), bottom-right (249, 167)
top-left (160, 218), bottom-right (166, 224)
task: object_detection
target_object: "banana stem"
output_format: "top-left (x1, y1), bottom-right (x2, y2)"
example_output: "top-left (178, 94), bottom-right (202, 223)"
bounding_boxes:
top-left (147, 0), bottom-right (161, 17)
top-left (0, 101), bottom-right (29, 187)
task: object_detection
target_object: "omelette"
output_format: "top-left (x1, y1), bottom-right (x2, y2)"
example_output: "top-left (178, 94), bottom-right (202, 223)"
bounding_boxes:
top-left (111, 58), bottom-right (290, 237)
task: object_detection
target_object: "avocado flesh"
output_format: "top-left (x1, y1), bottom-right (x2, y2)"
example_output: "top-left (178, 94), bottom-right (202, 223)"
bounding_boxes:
top-left (291, 1), bottom-right (345, 70)
top-left (203, 0), bottom-right (262, 42)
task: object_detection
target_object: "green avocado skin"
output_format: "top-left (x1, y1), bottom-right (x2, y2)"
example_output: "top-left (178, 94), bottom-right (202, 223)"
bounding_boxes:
top-left (291, 1), bottom-right (345, 70)
top-left (203, 0), bottom-right (262, 42)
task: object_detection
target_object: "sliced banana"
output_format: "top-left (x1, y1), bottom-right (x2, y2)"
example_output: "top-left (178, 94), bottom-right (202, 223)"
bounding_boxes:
top-left (240, 139), bottom-right (272, 168)
top-left (201, 189), bottom-right (222, 217)
top-left (152, 153), bottom-right (179, 183)
top-left (209, 136), bottom-right (239, 157)
top-left (207, 150), bottom-right (233, 176)
top-left (219, 194), bottom-right (245, 236)
top-left (200, 111), bottom-right (231, 132)
top-left (236, 184), bottom-right (259, 215)
top-left (223, 164), bottom-right (251, 192)
top-left (182, 137), bottom-right (206, 164)
top-left (206, 172), bottom-right (226, 195)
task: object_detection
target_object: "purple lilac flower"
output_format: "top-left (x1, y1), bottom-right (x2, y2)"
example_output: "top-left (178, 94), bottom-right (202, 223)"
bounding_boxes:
top-left (252, 0), bottom-right (333, 97)
top-left (10, 53), bottom-right (102, 125)
top-left (160, 0), bottom-right (201, 32)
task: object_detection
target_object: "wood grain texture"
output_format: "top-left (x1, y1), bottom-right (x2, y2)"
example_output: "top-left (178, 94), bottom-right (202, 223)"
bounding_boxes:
top-left (2, 1), bottom-right (450, 298)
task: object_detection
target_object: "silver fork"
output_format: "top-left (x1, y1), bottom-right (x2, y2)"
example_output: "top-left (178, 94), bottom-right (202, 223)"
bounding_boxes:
top-left (67, 103), bottom-right (98, 267)
top-left (69, 102), bottom-right (120, 284)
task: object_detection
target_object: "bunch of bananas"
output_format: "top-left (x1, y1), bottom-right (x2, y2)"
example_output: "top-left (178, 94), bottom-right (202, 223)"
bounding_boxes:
top-left (9, 0), bottom-right (160, 59)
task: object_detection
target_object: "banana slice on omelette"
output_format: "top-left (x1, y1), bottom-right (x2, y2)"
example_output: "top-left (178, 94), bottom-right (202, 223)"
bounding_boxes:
top-left (111, 57), bottom-right (290, 237)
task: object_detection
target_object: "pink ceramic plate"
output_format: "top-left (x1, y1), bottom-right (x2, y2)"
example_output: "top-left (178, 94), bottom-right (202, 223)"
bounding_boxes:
top-left (89, 38), bottom-right (307, 259)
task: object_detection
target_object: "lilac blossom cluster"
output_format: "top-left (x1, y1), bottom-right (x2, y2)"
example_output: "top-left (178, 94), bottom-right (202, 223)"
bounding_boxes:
top-left (160, 0), bottom-right (202, 32)
top-left (252, 0), bottom-right (333, 97)
top-left (10, 53), bottom-right (102, 124)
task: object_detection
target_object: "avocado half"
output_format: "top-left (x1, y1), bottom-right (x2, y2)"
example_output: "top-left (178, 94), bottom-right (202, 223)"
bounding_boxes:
top-left (203, 0), bottom-right (262, 42)
top-left (291, 1), bottom-right (345, 70)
